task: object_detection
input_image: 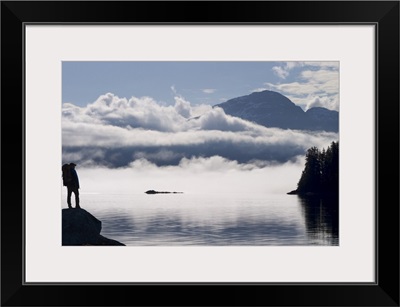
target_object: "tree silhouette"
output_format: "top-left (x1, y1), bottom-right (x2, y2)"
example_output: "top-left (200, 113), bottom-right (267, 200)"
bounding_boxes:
top-left (296, 141), bottom-right (338, 196)
top-left (297, 146), bottom-right (321, 193)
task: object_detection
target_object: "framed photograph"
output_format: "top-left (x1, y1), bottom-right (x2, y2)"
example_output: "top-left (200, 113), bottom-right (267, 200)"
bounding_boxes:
top-left (2, 1), bottom-right (399, 306)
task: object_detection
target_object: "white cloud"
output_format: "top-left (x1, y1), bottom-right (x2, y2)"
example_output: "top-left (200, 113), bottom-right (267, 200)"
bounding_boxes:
top-left (72, 93), bottom-right (194, 132)
top-left (252, 88), bottom-right (268, 93)
top-left (302, 61), bottom-right (339, 69)
top-left (267, 63), bottom-right (339, 110)
top-left (300, 69), bottom-right (339, 93)
top-left (62, 93), bottom-right (338, 168)
top-left (286, 94), bottom-right (339, 111)
top-left (198, 107), bottom-right (265, 132)
top-left (272, 66), bottom-right (290, 79)
top-left (265, 82), bottom-right (321, 96)
top-left (271, 61), bottom-right (315, 79)
top-left (202, 88), bottom-right (216, 94)
top-left (171, 85), bottom-right (177, 95)
top-left (271, 62), bottom-right (304, 79)
top-left (306, 95), bottom-right (339, 111)
top-left (174, 96), bottom-right (192, 118)
top-left (273, 61), bottom-right (339, 76)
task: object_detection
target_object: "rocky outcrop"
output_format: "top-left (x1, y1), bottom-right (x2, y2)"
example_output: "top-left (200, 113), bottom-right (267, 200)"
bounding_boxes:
top-left (62, 208), bottom-right (125, 246)
top-left (145, 190), bottom-right (183, 194)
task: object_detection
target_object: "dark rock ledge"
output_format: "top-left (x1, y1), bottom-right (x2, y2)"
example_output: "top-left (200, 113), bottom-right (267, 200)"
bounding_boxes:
top-left (62, 208), bottom-right (125, 246)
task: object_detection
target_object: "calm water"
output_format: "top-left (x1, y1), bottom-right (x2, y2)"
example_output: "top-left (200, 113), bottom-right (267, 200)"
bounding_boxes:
top-left (65, 192), bottom-right (338, 246)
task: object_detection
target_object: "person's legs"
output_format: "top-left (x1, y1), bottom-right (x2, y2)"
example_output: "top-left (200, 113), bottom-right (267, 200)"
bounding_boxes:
top-left (67, 187), bottom-right (72, 208)
top-left (73, 188), bottom-right (80, 208)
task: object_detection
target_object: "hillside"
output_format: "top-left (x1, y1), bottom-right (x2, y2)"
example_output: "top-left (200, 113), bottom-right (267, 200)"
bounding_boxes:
top-left (215, 90), bottom-right (338, 132)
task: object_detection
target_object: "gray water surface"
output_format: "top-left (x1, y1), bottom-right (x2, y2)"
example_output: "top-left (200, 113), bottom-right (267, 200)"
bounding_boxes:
top-left (69, 193), bottom-right (338, 246)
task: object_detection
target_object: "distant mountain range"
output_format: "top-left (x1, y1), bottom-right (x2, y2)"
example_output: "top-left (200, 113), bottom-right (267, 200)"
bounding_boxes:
top-left (214, 90), bottom-right (338, 132)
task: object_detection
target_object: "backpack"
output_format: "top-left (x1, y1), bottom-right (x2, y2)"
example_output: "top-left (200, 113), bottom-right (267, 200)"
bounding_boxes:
top-left (62, 164), bottom-right (72, 186)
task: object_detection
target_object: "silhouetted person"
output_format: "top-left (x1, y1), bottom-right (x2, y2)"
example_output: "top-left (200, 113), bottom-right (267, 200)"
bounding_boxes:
top-left (66, 163), bottom-right (80, 209)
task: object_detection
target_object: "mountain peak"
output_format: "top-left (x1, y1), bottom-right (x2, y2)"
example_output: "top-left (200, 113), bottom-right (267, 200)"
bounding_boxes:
top-left (225, 90), bottom-right (295, 107)
top-left (249, 89), bottom-right (288, 98)
top-left (214, 91), bottom-right (338, 132)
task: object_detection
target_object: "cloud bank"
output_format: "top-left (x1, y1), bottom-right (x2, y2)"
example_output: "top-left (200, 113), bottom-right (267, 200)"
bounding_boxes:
top-left (62, 93), bottom-right (338, 168)
top-left (78, 155), bottom-right (306, 195)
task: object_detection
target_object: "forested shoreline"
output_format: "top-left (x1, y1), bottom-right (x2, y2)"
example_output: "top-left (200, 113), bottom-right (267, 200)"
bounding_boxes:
top-left (288, 141), bottom-right (339, 197)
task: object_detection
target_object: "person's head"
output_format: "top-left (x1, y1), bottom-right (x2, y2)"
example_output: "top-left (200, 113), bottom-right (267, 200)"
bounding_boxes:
top-left (70, 163), bottom-right (76, 168)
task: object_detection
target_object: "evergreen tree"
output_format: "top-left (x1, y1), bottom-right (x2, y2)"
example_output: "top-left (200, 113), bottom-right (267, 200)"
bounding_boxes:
top-left (322, 141), bottom-right (339, 195)
top-left (296, 141), bottom-right (339, 196)
top-left (297, 146), bottom-right (321, 194)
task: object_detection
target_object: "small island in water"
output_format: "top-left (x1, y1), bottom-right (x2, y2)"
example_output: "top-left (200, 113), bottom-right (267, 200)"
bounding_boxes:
top-left (287, 141), bottom-right (338, 198)
top-left (145, 190), bottom-right (183, 194)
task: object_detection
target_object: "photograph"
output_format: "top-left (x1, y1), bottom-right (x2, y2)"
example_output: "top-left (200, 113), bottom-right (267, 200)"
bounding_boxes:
top-left (2, 0), bottom-right (399, 305)
top-left (61, 61), bottom-right (339, 247)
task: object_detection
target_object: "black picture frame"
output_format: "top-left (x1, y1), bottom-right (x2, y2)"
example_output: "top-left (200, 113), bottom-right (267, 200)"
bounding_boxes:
top-left (1, 1), bottom-right (399, 306)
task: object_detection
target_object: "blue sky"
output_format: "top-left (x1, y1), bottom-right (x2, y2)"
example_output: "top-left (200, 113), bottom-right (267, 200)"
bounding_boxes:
top-left (62, 61), bottom-right (339, 111)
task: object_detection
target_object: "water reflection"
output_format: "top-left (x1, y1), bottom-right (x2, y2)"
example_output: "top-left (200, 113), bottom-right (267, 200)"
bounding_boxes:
top-left (298, 196), bottom-right (339, 245)
top-left (80, 193), bottom-right (339, 246)
top-left (97, 208), bottom-right (307, 246)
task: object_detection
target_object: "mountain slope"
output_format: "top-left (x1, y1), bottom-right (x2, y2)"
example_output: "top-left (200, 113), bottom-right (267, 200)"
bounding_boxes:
top-left (305, 107), bottom-right (339, 132)
top-left (214, 90), bottom-right (338, 132)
